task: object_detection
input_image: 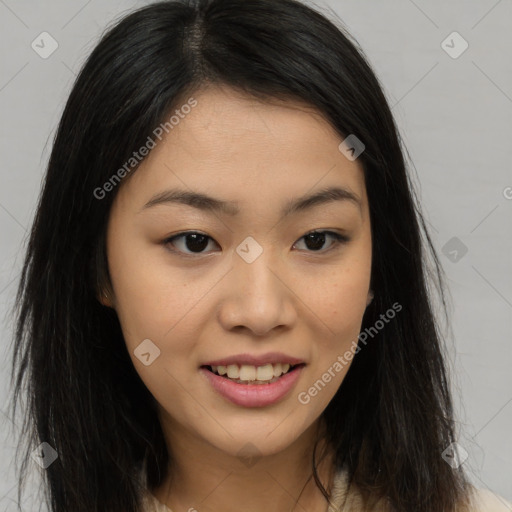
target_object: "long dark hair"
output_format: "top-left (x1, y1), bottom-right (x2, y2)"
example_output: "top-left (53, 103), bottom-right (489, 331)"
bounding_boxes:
top-left (9, 0), bottom-right (472, 510)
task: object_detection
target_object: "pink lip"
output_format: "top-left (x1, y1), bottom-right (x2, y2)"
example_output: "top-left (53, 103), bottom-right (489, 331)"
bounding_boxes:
top-left (201, 352), bottom-right (305, 367)
top-left (200, 364), bottom-right (305, 408)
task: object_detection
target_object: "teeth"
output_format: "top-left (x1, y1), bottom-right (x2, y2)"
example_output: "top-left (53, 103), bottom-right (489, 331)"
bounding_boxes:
top-left (239, 365), bottom-right (256, 381)
top-left (210, 362), bottom-right (294, 381)
top-left (227, 364), bottom-right (239, 379)
top-left (256, 364), bottom-right (274, 381)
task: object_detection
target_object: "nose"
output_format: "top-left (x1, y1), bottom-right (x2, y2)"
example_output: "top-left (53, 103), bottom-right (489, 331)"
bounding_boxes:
top-left (217, 248), bottom-right (297, 337)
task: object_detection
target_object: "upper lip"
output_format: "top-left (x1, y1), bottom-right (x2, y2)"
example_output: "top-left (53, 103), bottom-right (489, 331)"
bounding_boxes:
top-left (201, 352), bottom-right (305, 367)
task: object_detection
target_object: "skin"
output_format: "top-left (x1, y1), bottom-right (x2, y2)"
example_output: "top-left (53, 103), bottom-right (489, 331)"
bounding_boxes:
top-left (101, 84), bottom-right (373, 512)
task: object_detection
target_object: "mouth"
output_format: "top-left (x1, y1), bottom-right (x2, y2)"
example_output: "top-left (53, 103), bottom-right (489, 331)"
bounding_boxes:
top-left (199, 362), bottom-right (307, 407)
top-left (200, 362), bottom-right (306, 385)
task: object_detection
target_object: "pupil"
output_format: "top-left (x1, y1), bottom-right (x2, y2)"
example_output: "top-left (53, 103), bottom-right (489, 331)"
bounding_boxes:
top-left (186, 233), bottom-right (208, 252)
top-left (305, 232), bottom-right (326, 251)
top-left (184, 233), bottom-right (327, 253)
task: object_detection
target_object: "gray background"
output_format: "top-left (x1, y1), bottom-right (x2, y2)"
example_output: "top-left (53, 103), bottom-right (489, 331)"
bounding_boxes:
top-left (1, 0), bottom-right (511, 509)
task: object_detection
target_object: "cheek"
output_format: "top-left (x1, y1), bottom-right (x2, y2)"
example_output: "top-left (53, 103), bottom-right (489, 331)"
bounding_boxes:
top-left (110, 269), bottom-right (202, 418)
top-left (106, 231), bottom-right (194, 358)
top-left (294, 269), bottom-right (368, 413)
top-left (107, 238), bottom-right (220, 406)
top-left (315, 266), bottom-right (370, 335)
top-left (305, 256), bottom-right (371, 370)
top-left (332, 292), bottom-right (366, 345)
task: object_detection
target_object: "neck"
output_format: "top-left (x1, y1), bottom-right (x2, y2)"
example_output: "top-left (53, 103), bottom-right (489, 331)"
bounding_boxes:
top-left (152, 414), bottom-right (336, 512)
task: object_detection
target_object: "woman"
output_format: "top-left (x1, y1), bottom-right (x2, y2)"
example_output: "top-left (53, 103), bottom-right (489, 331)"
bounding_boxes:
top-left (9, 0), bottom-right (511, 511)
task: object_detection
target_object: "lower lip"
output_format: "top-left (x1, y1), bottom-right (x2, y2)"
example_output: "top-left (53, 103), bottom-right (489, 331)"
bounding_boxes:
top-left (199, 365), bottom-right (305, 408)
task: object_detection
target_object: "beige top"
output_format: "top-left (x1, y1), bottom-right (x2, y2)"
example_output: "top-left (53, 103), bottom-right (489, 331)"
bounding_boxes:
top-left (139, 470), bottom-right (512, 512)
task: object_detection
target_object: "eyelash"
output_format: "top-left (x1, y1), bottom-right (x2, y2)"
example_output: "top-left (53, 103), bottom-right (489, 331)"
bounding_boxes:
top-left (162, 230), bottom-right (350, 257)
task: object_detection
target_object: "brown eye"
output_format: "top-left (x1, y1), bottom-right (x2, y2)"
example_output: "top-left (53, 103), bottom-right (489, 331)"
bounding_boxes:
top-left (163, 232), bottom-right (218, 255)
top-left (293, 230), bottom-right (349, 253)
top-left (163, 229), bottom-right (349, 257)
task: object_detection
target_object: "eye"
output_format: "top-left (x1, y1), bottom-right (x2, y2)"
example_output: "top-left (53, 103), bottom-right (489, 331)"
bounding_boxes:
top-left (163, 229), bottom-right (350, 257)
top-left (293, 230), bottom-right (350, 253)
top-left (163, 231), bottom-right (219, 256)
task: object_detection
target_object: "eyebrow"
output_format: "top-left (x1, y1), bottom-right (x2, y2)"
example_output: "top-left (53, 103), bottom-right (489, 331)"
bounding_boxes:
top-left (140, 185), bottom-right (362, 217)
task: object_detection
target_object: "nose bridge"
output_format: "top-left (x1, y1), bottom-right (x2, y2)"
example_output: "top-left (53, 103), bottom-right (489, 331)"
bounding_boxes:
top-left (218, 237), bottom-right (295, 335)
top-left (240, 247), bottom-right (280, 301)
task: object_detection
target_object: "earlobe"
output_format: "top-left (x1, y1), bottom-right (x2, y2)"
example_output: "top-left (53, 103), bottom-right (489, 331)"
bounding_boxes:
top-left (366, 290), bottom-right (374, 306)
top-left (98, 290), bottom-right (113, 308)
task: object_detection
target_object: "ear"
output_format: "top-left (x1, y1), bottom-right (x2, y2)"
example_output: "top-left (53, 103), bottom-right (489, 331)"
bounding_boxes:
top-left (98, 289), bottom-right (114, 308)
top-left (366, 290), bottom-right (374, 306)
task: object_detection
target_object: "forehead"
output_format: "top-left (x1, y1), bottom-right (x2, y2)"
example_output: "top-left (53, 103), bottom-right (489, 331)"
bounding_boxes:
top-left (159, 85), bottom-right (346, 163)
top-left (117, 85), bottom-right (367, 215)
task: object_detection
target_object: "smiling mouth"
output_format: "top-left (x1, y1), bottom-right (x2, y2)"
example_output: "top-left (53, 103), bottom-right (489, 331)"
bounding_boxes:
top-left (201, 363), bottom-right (305, 385)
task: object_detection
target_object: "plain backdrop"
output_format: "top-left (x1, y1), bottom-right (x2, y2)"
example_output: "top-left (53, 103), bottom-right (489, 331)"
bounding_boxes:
top-left (1, 0), bottom-right (511, 509)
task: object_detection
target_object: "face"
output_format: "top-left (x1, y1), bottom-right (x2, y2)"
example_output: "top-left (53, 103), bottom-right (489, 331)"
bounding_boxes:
top-left (103, 85), bottom-right (372, 460)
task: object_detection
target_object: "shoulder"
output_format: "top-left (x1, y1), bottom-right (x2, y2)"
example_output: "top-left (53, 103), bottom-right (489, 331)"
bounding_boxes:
top-left (328, 469), bottom-right (512, 512)
top-left (468, 487), bottom-right (512, 512)
top-left (135, 467), bottom-right (174, 512)
top-left (138, 472), bottom-right (512, 512)
top-left (139, 489), bottom-right (174, 512)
